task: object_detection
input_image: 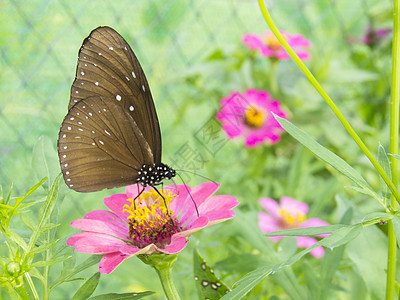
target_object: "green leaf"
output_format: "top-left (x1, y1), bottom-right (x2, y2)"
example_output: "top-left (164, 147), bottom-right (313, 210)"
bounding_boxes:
top-left (264, 225), bottom-right (346, 237)
top-left (313, 209), bottom-right (352, 300)
top-left (31, 255), bottom-right (70, 268)
top-left (32, 135), bottom-right (60, 190)
top-left (193, 248), bottom-right (230, 300)
top-left (71, 272), bottom-right (100, 300)
top-left (225, 223), bottom-right (363, 299)
top-left (391, 215), bottom-right (400, 248)
top-left (89, 292), bottom-right (155, 299)
top-left (50, 255), bottom-right (102, 291)
top-left (221, 265), bottom-right (273, 300)
top-left (274, 115), bottom-right (382, 204)
top-left (378, 144), bottom-right (392, 207)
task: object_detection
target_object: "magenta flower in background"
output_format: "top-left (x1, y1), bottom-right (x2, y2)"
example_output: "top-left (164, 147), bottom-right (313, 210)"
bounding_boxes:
top-left (258, 197), bottom-right (329, 258)
top-left (242, 31), bottom-right (311, 61)
top-left (216, 89), bottom-right (287, 148)
top-left (67, 183), bottom-right (239, 274)
top-left (361, 27), bottom-right (392, 47)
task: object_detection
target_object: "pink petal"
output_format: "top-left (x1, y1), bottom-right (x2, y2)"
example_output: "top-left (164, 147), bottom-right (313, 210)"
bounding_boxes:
top-left (296, 236), bottom-right (325, 258)
top-left (242, 33), bottom-right (264, 50)
top-left (259, 198), bottom-right (281, 218)
top-left (71, 213), bottom-right (129, 240)
top-left (177, 183), bottom-right (220, 225)
top-left (198, 195), bottom-right (239, 215)
top-left (280, 197), bottom-right (308, 215)
top-left (258, 212), bottom-right (281, 234)
top-left (296, 51), bottom-right (311, 61)
top-left (67, 232), bottom-right (130, 254)
top-left (301, 218), bottom-right (330, 237)
top-left (99, 252), bottom-right (130, 274)
top-left (287, 34), bottom-right (311, 48)
top-left (103, 194), bottom-right (131, 222)
top-left (157, 236), bottom-right (188, 254)
top-left (206, 210), bottom-right (236, 224)
top-left (221, 123), bottom-right (245, 138)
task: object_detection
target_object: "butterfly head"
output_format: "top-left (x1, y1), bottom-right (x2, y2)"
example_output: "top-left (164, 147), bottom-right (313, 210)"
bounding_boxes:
top-left (137, 163), bottom-right (176, 187)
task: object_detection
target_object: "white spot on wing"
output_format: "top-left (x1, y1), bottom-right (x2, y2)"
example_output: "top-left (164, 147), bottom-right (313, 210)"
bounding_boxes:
top-left (67, 126), bottom-right (71, 130)
top-left (105, 130), bottom-right (111, 135)
top-left (142, 85), bottom-right (145, 92)
top-left (63, 146), bottom-right (67, 149)
top-left (129, 105), bottom-right (134, 111)
top-left (94, 82), bottom-right (99, 86)
top-left (88, 112), bottom-right (93, 116)
top-left (116, 95), bottom-right (122, 101)
top-left (132, 71), bottom-right (136, 78)
top-left (98, 52), bottom-right (102, 55)
top-left (99, 140), bottom-right (104, 145)
top-left (80, 71), bottom-right (85, 76)
top-left (70, 117), bottom-right (74, 120)
top-left (125, 76), bottom-right (130, 81)
top-left (109, 46), bottom-right (114, 50)
top-left (62, 134), bottom-right (66, 138)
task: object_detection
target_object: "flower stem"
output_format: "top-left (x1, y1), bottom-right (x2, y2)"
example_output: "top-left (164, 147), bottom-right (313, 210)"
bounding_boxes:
top-left (257, 0), bottom-right (400, 204)
top-left (386, 0), bottom-right (400, 298)
top-left (139, 253), bottom-right (181, 300)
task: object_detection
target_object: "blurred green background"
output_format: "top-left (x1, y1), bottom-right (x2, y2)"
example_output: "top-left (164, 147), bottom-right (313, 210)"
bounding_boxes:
top-left (0, 0), bottom-right (393, 298)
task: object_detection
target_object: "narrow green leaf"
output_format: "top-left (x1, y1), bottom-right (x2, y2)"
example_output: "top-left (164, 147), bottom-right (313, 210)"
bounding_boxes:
top-left (29, 240), bottom-right (59, 254)
top-left (31, 255), bottom-right (71, 268)
top-left (50, 255), bottom-right (102, 290)
top-left (20, 214), bottom-right (36, 232)
top-left (391, 215), bottom-right (400, 248)
top-left (226, 223), bottom-right (363, 299)
top-left (274, 115), bottom-right (382, 204)
top-left (314, 208), bottom-right (352, 300)
top-left (71, 272), bottom-right (100, 300)
top-left (221, 265), bottom-right (273, 300)
top-left (378, 144), bottom-right (392, 207)
top-left (89, 291), bottom-right (155, 299)
top-left (265, 225), bottom-right (345, 237)
top-left (25, 174), bottom-right (61, 257)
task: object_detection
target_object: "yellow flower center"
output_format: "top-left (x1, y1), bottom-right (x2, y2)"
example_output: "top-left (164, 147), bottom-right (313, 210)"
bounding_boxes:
top-left (244, 106), bottom-right (265, 128)
top-left (123, 188), bottom-right (181, 249)
top-left (265, 35), bottom-right (282, 51)
top-left (280, 208), bottom-right (306, 229)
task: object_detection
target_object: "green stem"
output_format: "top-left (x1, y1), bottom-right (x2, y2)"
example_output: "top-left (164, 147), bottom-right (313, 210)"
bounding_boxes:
top-left (23, 272), bottom-right (39, 300)
top-left (139, 253), bottom-right (181, 300)
top-left (387, 0), bottom-right (400, 298)
top-left (257, 0), bottom-right (400, 204)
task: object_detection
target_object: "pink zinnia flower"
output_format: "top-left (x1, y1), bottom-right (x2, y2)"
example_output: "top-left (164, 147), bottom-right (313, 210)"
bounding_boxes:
top-left (67, 183), bottom-right (239, 273)
top-left (216, 89), bottom-right (287, 148)
top-left (258, 197), bottom-right (329, 258)
top-left (242, 31), bottom-right (311, 61)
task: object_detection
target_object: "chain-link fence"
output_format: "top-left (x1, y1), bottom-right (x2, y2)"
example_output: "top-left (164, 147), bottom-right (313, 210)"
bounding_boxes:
top-left (0, 0), bottom-right (384, 194)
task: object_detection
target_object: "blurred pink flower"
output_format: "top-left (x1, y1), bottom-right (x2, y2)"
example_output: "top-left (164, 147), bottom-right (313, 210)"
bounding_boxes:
top-left (258, 197), bottom-right (329, 258)
top-left (242, 31), bottom-right (311, 61)
top-left (216, 89), bottom-right (287, 148)
top-left (67, 183), bottom-right (239, 273)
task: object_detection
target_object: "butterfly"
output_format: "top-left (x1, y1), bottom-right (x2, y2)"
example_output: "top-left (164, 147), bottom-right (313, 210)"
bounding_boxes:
top-left (57, 26), bottom-right (175, 193)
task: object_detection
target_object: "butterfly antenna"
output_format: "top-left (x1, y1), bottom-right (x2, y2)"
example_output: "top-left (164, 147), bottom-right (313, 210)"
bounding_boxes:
top-left (174, 169), bottom-right (218, 186)
top-left (176, 172), bottom-right (199, 216)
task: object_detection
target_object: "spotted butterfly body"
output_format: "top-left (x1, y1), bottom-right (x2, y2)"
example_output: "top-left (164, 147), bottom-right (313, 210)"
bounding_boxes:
top-left (57, 26), bottom-right (175, 192)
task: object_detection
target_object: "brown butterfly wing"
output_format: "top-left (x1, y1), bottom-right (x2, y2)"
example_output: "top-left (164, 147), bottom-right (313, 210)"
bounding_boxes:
top-left (69, 26), bottom-right (161, 164)
top-left (58, 96), bottom-right (154, 192)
